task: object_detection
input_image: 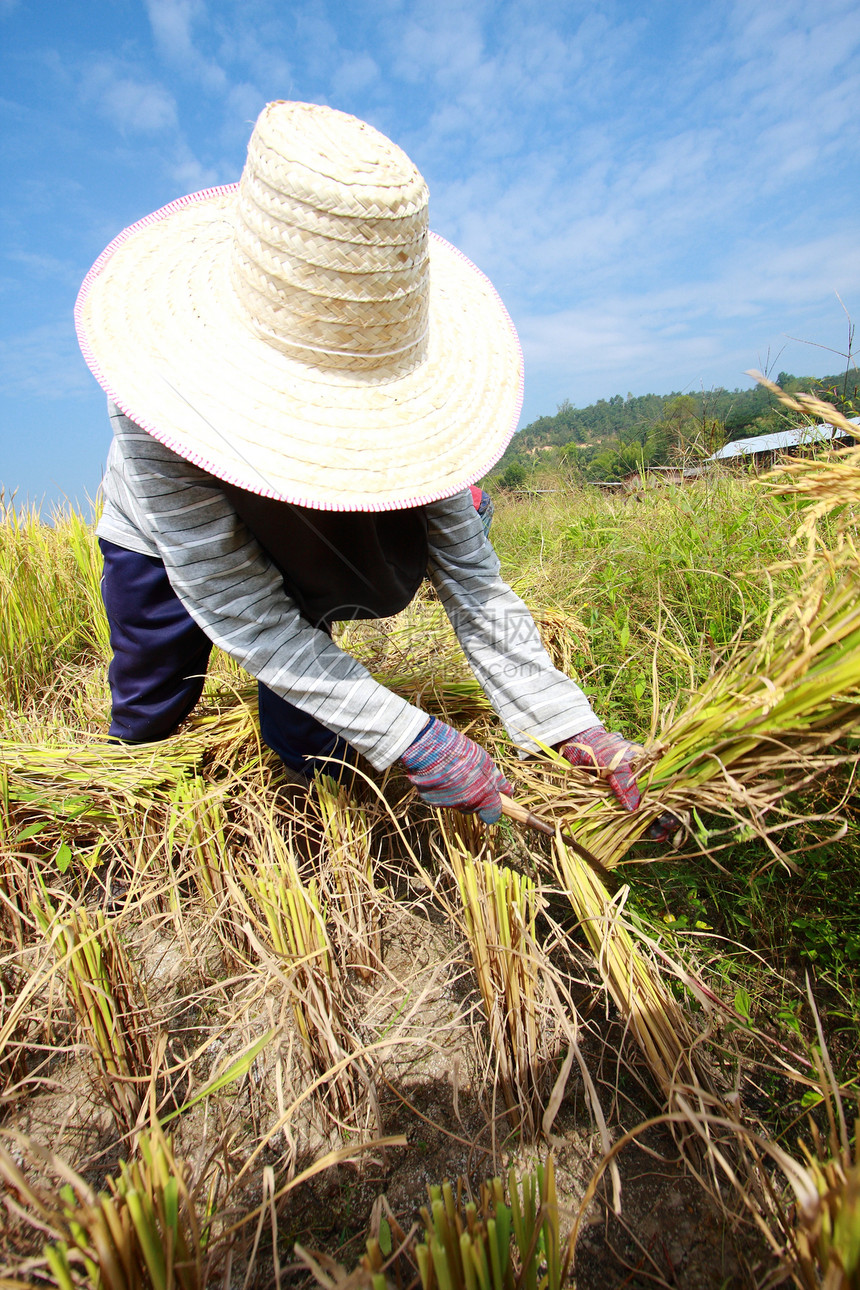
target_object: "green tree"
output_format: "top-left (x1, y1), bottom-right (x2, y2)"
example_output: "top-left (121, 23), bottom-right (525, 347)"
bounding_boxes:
top-left (500, 459), bottom-right (527, 490)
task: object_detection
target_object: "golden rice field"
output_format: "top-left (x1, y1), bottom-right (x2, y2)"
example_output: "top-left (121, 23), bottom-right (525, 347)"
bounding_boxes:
top-left (3, 387), bottom-right (860, 1288)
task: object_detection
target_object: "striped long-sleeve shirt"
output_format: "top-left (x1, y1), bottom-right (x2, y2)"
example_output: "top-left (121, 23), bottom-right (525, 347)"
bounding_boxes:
top-left (97, 404), bottom-right (598, 768)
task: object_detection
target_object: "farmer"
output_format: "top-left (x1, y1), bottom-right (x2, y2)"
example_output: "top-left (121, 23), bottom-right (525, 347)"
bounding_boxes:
top-left (75, 101), bottom-right (659, 832)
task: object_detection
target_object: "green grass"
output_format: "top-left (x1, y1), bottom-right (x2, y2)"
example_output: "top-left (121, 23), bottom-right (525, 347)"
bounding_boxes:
top-left (492, 471), bottom-right (814, 731)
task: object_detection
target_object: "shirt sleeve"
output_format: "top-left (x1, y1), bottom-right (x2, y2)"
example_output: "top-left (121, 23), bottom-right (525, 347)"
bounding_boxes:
top-left (425, 491), bottom-right (598, 754)
top-left (102, 407), bottom-right (427, 769)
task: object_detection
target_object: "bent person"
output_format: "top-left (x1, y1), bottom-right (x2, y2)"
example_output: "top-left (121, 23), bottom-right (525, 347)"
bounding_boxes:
top-left (75, 100), bottom-right (664, 832)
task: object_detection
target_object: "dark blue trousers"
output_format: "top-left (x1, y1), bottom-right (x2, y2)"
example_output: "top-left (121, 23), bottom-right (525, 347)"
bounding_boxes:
top-left (98, 539), bottom-right (354, 774)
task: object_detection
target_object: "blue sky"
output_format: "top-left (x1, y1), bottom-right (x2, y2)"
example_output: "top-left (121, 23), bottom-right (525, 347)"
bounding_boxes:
top-left (2, 0), bottom-right (859, 511)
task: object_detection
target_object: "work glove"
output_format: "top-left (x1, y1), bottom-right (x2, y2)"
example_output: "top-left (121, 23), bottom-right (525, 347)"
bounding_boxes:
top-left (400, 716), bottom-right (514, 824)
top-left (559, 725), bottom-right (680, 842)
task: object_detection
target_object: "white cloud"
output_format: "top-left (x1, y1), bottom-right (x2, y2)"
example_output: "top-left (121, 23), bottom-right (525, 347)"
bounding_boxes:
top-left (145, 0), bottom-right (228, 92)
top-left (168, 141), bottom-right (221, 191)
top-left (515, 228), bottom-right (860, 413)
top-left (81, 62), bottom-right (177, 134)
top-left (331, 53), bottom-right (380, 98)
top-left (7, 249), bottom-right (81, 287)
top-left (225, 81), bottom-right (267, 128)
top-left (0, 321), bottom-right (93, 400)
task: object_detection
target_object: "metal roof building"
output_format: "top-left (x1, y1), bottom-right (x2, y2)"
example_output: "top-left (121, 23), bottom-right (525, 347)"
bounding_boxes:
top-left (708, 417), bottom-right (859, 461)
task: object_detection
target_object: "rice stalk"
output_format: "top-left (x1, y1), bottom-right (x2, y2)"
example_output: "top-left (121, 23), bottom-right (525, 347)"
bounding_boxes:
top-left (414, 1156), bottom-right (563, 1290)
top-left (0, 804), bottom-right (39, 956)
top-left (0, 499), bottom-right (107, 706)
top-left (0, 1123), bottom-right (213, 1289)
top-left (231, 806), bottom-right (359, 1124)
top-left (439, 818), bottom-right (556, 1138)
top-left (513, 563), bottom-right (860, 871)
top-left (678, 979), bottom-right (860, 1289)
top-left (0, 965), bottom-right (28, 1102)
top-left (790, 1119), bottom-right (860, 1289)
top-left (531, 605), bottom-right (590, 677)
top-left (33, 889), bottom-right (153, 1136)
top-left (165, 775), bottom-right (247, 965)
top-left (551, 835), bottom-right (708, 1108)
top-left (313, 773), bottom-right (383, 982)
top-left (300, 1156), bottom-right (565, 1290)
top-left (0, 738), bottom-right (200, 820)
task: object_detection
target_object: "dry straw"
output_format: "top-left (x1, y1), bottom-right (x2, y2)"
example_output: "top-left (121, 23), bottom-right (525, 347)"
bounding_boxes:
top-left (551, 835), bottom-right (708, 1106)
top-left (314, 772), bottom-right (383, 982)
top-left (229, 798), bottom-right (360, 1125)
top-left (440, 816), bottom-right (556, 1139)
top-left (511, 558), bottom-right (860, 875)
top-left (33, 887), bottom-right (154, 1136)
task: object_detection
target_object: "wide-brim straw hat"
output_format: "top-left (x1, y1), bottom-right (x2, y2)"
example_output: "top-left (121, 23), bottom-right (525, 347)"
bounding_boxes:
top-left (75, 101), bottom-right (523, 511)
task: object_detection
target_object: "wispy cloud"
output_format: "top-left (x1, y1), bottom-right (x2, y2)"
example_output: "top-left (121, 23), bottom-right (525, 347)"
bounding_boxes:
top-left (330, 52), bottom-right (380, 98)
top-left (0, 321), bottom-right (93, 400)
top-left (81, 60), bottom-right (178, 134)
top-left (518, 227), bottom-right (860, 411)
top-left (145, 0), bottom-right (228, 92)
top-left (6, 249), bottom-right (82, 288)
top-left (167, 139), bottom-right (222, 191)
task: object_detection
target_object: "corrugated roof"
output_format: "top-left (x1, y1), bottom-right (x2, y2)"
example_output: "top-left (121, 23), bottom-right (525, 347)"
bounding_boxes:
top-left (709, 418), bottom-right (859, 460)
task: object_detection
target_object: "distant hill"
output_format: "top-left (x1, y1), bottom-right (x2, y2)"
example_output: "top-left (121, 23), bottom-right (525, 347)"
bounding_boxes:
top-left (493, 369), bottom-right (860, 484)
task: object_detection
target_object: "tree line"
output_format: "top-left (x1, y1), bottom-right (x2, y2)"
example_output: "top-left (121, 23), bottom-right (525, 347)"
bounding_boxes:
top-left (490, 368), bottom-right (860, 488)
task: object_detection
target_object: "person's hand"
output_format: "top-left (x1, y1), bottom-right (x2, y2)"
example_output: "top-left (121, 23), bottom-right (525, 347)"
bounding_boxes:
top-left (400, 716), bottom-right (513, 824)
top-left (559, 725), bottom-right (681, 842)
top-left (559, 725), bottom-right (644, 809)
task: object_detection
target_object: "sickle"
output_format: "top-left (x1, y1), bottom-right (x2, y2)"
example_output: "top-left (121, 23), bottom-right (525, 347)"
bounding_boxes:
top-left (498, 793), bottom-right (618, 891)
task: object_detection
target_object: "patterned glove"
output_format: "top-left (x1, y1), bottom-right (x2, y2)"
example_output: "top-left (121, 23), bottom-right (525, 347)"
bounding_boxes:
top-left (400, 717), bottom-right (514, 824)
top-left (558, 725), bottom-right (643, 811)
top-left (646, 811), bottom-right (683, 844)
top-left (561, 726), bottom-right (683, 842)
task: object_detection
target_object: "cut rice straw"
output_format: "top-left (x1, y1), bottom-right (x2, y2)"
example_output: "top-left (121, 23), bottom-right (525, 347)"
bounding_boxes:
top-left (516, 564), bottom-right (860, 871)
top-left (442, 820), bottom-right (551, 1137)
top-left (551, 834), bottom-right (713, 1110)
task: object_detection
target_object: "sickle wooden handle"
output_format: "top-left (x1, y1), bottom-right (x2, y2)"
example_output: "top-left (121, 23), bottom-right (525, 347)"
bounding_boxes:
top-left (498, 793), bottom-right (617, 890)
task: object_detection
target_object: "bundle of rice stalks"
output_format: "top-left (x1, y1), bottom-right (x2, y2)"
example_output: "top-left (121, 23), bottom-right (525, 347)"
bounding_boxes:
top-left (33, 890), bottom-right (153, 1136)
top-left (414, 1156), bottom-right (563, 1290)
top-left (531, 606), bottom-right (590, 677)
top-left (231, 807), bottom-right (359, 1124)
top-left (440, 818), bottom-right (559, 1138)
top-left (167, 775), bottom-right (231, 906)
top-left (301, 1156), bottom-right (566, 1290)
top-left (164, 775), bottom-right (248, 964)
top-left (0, 1124), bottom-right (212, 1289)
top-left (0, 686), bottom-right (268, 835)
top-left (514, 560), bottom-right (860, 872)
top-left (0, 737), bottom-right (200, 828)
top-left (314, 773), bottom-right (383, 982)
top-left (551, 836), bottom-right (708, 1108)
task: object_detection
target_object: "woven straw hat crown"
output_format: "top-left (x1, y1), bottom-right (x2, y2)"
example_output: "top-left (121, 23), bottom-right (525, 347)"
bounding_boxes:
top-left (76, 101), bottom-right (523, 510)
top-left (233, 102), bottom-right (431, 374)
